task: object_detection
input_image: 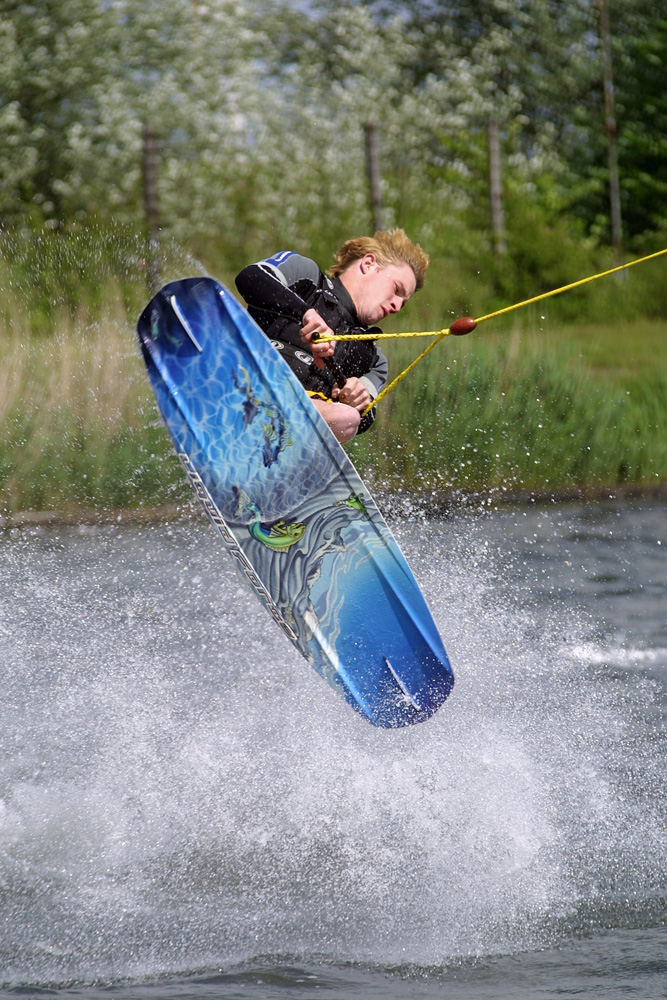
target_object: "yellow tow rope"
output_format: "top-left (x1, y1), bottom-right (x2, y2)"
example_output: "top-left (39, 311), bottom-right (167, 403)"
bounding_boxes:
top-left (312, 247), bottom-right (667, 417)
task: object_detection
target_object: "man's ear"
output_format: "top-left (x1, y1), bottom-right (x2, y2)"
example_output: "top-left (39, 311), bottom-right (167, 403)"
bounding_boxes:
top-left (359, 253), bottom-right (377, 274)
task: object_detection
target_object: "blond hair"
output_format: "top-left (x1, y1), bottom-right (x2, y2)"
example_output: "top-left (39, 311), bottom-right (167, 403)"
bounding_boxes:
top-left (329, 229), bottom-right (429, 290)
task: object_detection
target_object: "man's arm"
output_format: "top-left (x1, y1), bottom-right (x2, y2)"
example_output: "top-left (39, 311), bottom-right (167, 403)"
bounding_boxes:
top-left (360, 348), bottom-right (389, 400)
top-left (235, 251), bottom-right (321, 323)
top-left (236, 252), bottom-right (336, 366)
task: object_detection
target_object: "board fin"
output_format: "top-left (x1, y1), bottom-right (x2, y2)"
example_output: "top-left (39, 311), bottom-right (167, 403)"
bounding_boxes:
top-left (169, 294), bottom-right (203, 352)
top-left (384, 657), bottom-right (422, 711)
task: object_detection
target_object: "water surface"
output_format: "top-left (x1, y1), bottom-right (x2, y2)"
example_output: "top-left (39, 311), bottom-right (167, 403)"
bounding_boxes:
top-left (1, 500), bottom-right (664, 998)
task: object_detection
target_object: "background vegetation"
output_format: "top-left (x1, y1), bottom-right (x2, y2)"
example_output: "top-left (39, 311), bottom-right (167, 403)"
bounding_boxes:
top-left (0, 0), bottom-right (665, 517)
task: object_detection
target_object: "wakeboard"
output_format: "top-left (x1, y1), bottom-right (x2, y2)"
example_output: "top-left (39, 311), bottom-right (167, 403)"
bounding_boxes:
top-left (137, 277), bottom-right (453, 727)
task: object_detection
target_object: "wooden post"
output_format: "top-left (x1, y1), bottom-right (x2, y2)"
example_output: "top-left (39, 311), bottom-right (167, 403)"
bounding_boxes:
top-left (142, 120), bottom-right (161, 294)
top-left (364, 121), bottom-right (384, 232)
top-left (488, 112), bottom-right (506, 256)
top-left (598, 0), bottom-right (623, 266)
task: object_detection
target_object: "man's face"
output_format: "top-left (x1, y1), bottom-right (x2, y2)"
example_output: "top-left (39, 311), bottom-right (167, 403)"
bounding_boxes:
top-left (351, 257), bottom-right (417, 326)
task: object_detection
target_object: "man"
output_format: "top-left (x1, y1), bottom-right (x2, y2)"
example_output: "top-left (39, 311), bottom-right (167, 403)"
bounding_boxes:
top-left (235, 229), bottom-right (429, 443)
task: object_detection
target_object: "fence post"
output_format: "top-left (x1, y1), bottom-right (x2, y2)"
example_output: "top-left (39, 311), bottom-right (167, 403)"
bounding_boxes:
top-left (142, 120), bottom-right (161, 294)
top-left (488, 113), bottom-right (506, 256)
top-left (364, 121), bottom-right (384, 232)
top-left (598, 0), bottom-right (623, 267)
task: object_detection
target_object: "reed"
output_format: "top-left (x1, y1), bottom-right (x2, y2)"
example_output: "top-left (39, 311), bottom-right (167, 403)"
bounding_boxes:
top-left (0, 299), bottom-right (188, 516)
top-left (350, 319), bottom-right (667, 498)
top-left (1, 304), bottom-right (666, 517)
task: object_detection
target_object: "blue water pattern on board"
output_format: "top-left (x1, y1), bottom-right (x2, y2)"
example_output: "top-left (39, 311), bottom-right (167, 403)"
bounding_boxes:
top-left (137, 277), bottom-right (453, 726)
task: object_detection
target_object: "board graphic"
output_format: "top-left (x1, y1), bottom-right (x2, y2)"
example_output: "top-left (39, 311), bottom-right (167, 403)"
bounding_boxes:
top-left (137, 277), bottom-right (453, 726)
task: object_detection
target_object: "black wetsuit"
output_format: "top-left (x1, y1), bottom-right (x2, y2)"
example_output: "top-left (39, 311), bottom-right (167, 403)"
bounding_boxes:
top-left (235, 251), bottom-right (388, 433)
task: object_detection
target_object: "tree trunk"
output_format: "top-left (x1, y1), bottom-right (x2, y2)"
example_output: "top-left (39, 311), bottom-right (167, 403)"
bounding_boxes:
top-left (598, 0), bottom-right (623, 265)
top-left (364, 121), bottom-right (384, 232)
top-left (142, 120), bottom-right (161, 294)
top-left (488, 113), bottom-right (506, 256)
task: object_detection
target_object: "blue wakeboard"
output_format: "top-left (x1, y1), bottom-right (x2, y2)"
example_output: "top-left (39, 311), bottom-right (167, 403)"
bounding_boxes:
top-left (137, 277), bottom-right (453, 726)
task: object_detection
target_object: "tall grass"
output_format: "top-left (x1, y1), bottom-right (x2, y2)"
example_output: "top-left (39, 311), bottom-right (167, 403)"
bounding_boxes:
top-left (2, 224), bottom-right (664, 516)
top-left (350, 320), bottom-right (667, 500)
top-left (1, 300), bottom-right (666, 518)
top-left (0, 298), bottom-right (188, 516)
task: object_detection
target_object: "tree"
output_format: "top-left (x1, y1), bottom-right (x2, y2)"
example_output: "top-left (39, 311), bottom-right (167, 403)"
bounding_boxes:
top-left (614, 12), bottom-right (667, 242)
top-left (0, 0), bottom-right (300, 255)
top-left (357, 0), bottom-right (601, 257)
top-left (1, 0), bottom-right (664, 283)
top-left (0, 0), bottom-right (117, 222)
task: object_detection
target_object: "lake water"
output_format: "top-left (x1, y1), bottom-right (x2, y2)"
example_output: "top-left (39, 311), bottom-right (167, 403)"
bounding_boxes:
top-left (1, 500), bottom-right (665, 999)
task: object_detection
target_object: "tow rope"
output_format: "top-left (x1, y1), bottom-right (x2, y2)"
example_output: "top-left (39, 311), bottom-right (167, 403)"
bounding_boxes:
top-left (312, 247), bottom-right (666, 417)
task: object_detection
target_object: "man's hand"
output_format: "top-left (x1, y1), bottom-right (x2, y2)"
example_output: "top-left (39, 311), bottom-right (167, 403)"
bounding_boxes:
top-left (331, 377), bottom-right (371, 413)
top-left (300, 308), bottom-right (335, 370)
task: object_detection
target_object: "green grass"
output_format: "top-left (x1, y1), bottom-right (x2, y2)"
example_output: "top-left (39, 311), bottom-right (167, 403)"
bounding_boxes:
top-left (348, 316), bottom-right (667, 498)
top-left (0, 305), bottom-right (190, 516)
top-left (1, 292), bottom-right (665, 518)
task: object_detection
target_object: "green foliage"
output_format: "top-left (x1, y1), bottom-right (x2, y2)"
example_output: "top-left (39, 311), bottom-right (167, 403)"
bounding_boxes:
top-left (1, 412), bottom-right (184, 512)
top-left (1, 302), bottom-right (665, 516)
top-left (0, 0), bottom-right (666, 517)
top-left (0, 315), bottom-right (189, 514)
top-left (350, 321), bottom-right (667, 497)
top-left (1, 0), bottom-right (664, 282)
top-left (616, 18), bottom-right (667, 239)
top-left (0, 221), bottom-right (207, 334)
top-left (0, 0), bottom-right (117, 221)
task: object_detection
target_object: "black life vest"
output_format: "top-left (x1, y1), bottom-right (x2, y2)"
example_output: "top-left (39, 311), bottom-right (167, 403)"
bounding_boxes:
top-left (262, 275), bottom-right (380, 400)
